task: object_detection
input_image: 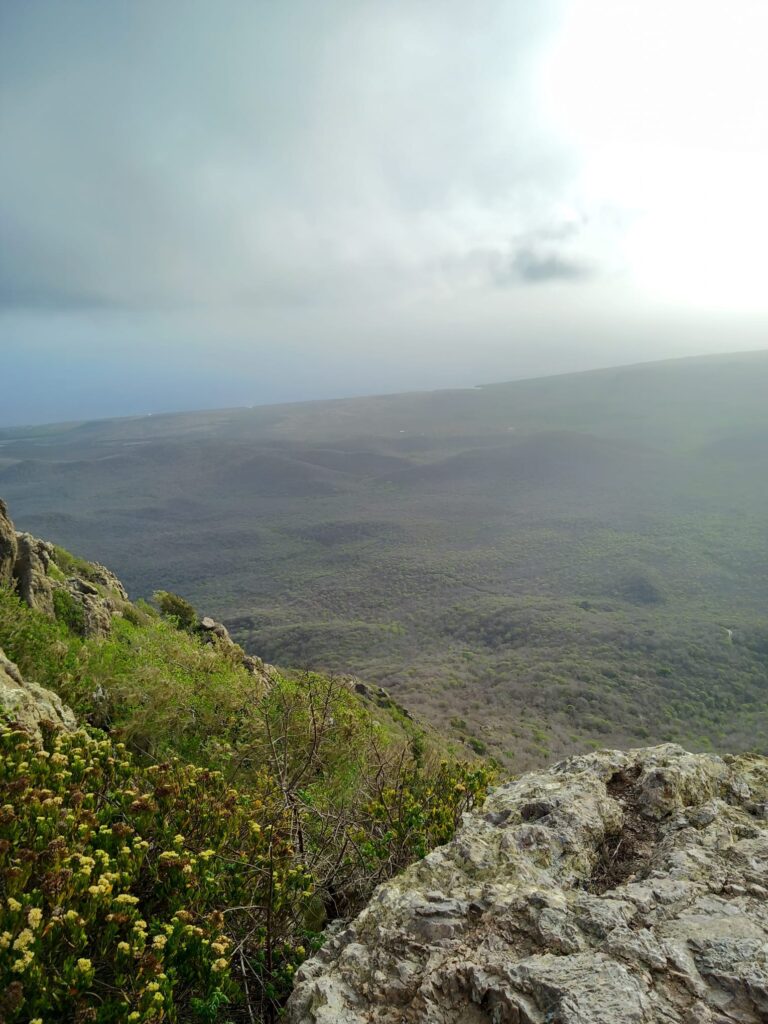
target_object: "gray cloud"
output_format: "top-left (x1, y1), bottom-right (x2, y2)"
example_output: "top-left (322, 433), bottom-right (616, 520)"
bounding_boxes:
top-left (434, 224), bottom-right (596, 290)
top-left (1, 0), bottom-right (766, 427)
top-left (508, 247), bottom-right (593, 284)
top-left (0, 0), bottom-right (575, 313)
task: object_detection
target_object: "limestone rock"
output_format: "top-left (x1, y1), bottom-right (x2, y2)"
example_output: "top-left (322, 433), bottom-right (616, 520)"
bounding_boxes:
top-left (0, 497), bottom-right (128, 637)
top-left (11, 531), bottom-right (124, 640)
top-left (199, 615), bottom-right (232, 641)
top-left (287, 744), bottom-right (768, 1024)
top-left (1, 498), bottom-right (274, 681)
top-left (13, 531), bottom-right (55, 615)
top-left (62, 575), bottom-right (117, 637)
top-left (0, 646), bottom-right (77, 743)
top-left (0, 498), bottom-right (17, 584)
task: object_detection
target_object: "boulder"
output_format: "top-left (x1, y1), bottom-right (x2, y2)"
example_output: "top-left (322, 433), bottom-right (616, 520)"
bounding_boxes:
top-left (199, 615), bottom-right (232, 641)
top-left (287, 744), bottom-right (768, 1024)
top-left (0, 646), bottom-right (77, 743)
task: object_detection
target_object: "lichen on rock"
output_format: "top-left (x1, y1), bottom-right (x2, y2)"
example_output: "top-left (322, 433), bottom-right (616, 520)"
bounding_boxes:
top-left (287, 744), bottom-right (768, 1024)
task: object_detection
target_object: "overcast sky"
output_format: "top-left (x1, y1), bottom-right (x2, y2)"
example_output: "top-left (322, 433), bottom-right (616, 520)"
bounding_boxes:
top-left (1, 0), bottom-right (767, 426)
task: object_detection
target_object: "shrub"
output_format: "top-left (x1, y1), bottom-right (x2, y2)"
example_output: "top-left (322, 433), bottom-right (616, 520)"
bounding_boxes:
top-left (153, 591), bottom-right (198, 633)
top-left (52, 588), bottom-right (86, 636)
top-left (353, 757), bottom-right (492, 869)
top-left (247, 672), bottom-right (495, 916)
top-left (467, 736), bottom-right (488, 755)
top-left (0, 724), bottom-right (312, 1022)
top-left (51, 545), bottom-right (96, 580)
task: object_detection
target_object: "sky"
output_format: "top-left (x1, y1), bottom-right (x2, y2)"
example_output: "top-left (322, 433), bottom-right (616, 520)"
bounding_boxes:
top-left (1, 0), bottom-right (767, 426)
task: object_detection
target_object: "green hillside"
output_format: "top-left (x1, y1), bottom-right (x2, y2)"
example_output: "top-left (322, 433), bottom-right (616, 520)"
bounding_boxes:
top-left (2, 350), bottom-right (768, 768)
top-left (0, 528), bottom-right (489, 1023)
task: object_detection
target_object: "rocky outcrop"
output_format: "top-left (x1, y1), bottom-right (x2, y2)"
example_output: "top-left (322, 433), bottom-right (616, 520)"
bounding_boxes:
top-left (344, 675), bottom-right (414, 719)
top-left (86, 562), bottom-right (128, 600)
top-left (13, 531), bottom-right (56, 615)
top-left (12, 531), bottom-right (127, 637)
top-left (0, 499), bottom-right (17, 585)
top-left (0, 646), bottom-right (77, 743)
top-left (1, 498), bottom-right (273, 684)
top-left (65, 576), bottom-right (119, 637)
top-left (288, 744), bottom-right (768, 1024)
top-left (198, 615), bottom-right (276, 681)
top-left (0, 500), bottom-right (128, 637)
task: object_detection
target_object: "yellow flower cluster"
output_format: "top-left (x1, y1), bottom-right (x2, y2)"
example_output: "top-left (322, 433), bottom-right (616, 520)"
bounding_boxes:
top-left (12, 948), bottom-right (35, 973)
top-left (13, 928), bottom-right (35, 950)
top-left (88, 872), bottom-right (119, 898)
top-left (0, 718), bottom-right (317, 1019)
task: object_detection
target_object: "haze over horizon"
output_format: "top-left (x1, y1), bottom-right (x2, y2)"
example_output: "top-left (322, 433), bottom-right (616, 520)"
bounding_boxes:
top-left (2, 0), bottom-right (768, 426)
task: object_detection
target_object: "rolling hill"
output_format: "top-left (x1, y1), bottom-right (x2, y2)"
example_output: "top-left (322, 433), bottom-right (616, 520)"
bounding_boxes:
top-left (2, 349), bottom-right (768, 768)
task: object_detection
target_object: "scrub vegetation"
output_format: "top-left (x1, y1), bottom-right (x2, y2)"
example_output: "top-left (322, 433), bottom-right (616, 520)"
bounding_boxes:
top-left (0, 574), bottom-right (491, 1022)
top-left (1, 351), bottom-right (768, 768)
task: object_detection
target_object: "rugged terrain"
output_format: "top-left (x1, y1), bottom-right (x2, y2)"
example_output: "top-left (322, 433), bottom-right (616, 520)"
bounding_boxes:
top-left (0, 497), bottom-right (493, 1023)
top-left (4, 499), bottom-right (768, 1023)
top-left (288, 743), bottom-right (768, 1024)
top-left (2, 351), bottom-right (768, 768)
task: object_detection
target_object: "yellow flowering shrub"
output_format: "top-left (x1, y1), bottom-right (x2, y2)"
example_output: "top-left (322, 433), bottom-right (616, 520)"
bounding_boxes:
top-left (0, 725), bottom-right (310, 1023)
top-left (356, 758), bottom-right (494, 869)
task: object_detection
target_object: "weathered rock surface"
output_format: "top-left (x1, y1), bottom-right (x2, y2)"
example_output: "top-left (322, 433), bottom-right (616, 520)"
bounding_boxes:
top-left (287, 744), bottom-right (768, 1024)
top-left (0, 499), bottom-right (17, 584)
top-left (86, 562), bottom-right (129, 601)
top-left (2, 498), bottom-right (276, 682)
top-left (0, 500), bottom-right (128, 637)
top-left (13, 531), bottom-right (57, 615)
top-left (0, 646), bottom-right (77, 742)
top-left (1, 497), bottom-right (274, 736)
top-left (12, 530), bottom-right (128, 637)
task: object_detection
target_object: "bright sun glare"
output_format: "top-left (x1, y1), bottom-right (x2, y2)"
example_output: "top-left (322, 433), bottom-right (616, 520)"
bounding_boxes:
top-left (543, 0), bottom-right (768, 312)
